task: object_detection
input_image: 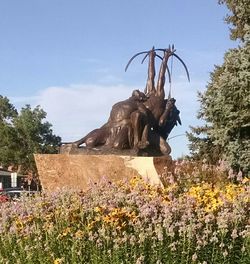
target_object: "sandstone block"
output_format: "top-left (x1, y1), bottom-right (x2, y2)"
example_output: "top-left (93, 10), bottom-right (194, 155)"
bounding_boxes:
top-left (34, 154), bottom-right (173, 191)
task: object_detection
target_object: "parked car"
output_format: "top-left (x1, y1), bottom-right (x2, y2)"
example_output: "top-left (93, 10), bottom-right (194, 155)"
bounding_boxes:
top-left (1, 187), bottom-right (39, 201)
top-left (0, 190), bottom-right (9, 202)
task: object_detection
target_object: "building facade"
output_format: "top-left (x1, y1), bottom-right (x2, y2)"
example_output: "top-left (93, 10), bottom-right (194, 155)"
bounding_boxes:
top-left (0, 170), bottom-right (25, 189)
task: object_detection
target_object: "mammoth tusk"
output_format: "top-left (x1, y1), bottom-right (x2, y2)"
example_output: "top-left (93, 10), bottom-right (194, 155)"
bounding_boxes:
top-left (155, 48), bottom-right (176, 53)
top-left (125, 46), bottom-right (189, 83)
top-left (166, 65), bottom-right (171, 84)
top-left (125, 51), bottom-right (150, 72)
top-left (172, 53), bottom-right (190, 82)
top-left (125, 47), bottom-right (173, 72)
top-left (141, 53), bottom-right (163, 64)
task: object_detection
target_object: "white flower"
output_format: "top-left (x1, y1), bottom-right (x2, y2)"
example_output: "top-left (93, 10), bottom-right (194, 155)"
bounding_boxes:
top-left (192, 253), bottom-right (198, 262)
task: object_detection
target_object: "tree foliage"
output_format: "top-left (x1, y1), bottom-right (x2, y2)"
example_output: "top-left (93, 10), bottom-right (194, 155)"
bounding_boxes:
top-left (0, 96), bottom-right (17, 122)
top-left (0, 96), bottom-right (19, 166)
top-left (0, 97), bottom-right (61, 173)
top-left (218, 0), bottom-right (250, 41)
top-left (187, 0), bottom-right (250, 174)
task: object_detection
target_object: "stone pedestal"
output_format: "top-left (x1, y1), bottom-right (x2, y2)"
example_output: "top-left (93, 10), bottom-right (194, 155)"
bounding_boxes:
top-left (34, 154), bottom-right (173, 191)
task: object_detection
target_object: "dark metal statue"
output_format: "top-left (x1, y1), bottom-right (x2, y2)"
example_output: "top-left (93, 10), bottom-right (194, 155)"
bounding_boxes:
top-left (60, 45), bottom-right (189, 156)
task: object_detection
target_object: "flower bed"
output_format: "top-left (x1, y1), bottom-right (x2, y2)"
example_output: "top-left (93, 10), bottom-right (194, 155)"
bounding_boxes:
top-left (0, 161), bottom-right (249, 264)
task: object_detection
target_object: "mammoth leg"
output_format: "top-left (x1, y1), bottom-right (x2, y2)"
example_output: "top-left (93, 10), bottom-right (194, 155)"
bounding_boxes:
top-left (73, 124), bottom-right (109, 148)
top-left (72, 129), bottom-right (100, 147)
top-left (84, 136), bottom-right (99, 148)
top-left (127, 124), bottom-right (134, 149)
top-left (137, 124), bottom-right (150, 149)
top-left (130, 111), bottom-right (148, 148)
top-left (113, 126), bottom-right (130, 149)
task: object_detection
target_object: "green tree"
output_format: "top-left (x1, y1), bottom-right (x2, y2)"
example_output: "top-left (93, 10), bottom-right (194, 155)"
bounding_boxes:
top-left (187, 0), bottom-right (250, 174)
top-left (13, 105), bottom-right (61, 173)
top-left (0, 96), bottom-right (19, 166)
top-left (0, 95), bottom-right (17, 122)
top-left (187, 124), bottom-right (223, 164)
top-left (218, 0), bottom-right (250, 41)
top-left (0, 98), bottom-right (61, 173)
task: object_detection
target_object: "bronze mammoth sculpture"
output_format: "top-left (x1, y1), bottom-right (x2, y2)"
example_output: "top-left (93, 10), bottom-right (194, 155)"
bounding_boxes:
top-left (60, 45), bottom-right (189, 157)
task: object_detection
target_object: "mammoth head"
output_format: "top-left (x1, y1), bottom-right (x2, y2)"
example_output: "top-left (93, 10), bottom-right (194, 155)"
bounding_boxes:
top-left (131, 90), bottom-right (148, 102)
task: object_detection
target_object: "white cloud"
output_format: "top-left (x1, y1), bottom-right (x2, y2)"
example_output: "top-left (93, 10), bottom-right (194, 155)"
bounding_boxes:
top-left (36, 84), bottom-right (143, 141)
top-left (11, 80), bottom-right (205, 159)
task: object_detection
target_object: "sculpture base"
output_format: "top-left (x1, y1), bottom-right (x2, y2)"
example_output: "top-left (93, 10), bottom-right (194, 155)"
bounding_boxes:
top-left (34, 154), bottom-right (173, 191)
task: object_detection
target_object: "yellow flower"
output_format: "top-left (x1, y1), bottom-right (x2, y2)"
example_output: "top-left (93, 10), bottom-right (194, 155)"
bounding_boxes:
top-left (57, 227), bottom-right (71, 238)
top-left (223, 183), bottom-right (246, 203)
top-left (94, 206), bottom-right (103, 213)
top-left (43, 222), bottom-right (54, 232)
top-left (15, 219), bottom-right (24, 231)
top-left (75, 230), bottom-right (84, 239)
top-left (88, 219), bottom-right (98, 230)
top-left (45, 213), bottom-right (53, 221)
top-left (103, 215), bottom-right (112, 224)
top-left (186, 183), bottom-right (224, 212)
top-left (242, 178), bottom-right (249, 184)
top-left (23, 215), bottom-right (34, 224)
top-left (129, 176), bottom-right (143, 188)
top-left (54, 258), bottom-right (63, 264)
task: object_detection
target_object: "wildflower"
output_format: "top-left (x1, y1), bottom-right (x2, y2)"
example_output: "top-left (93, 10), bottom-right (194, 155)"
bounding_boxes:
top-left (242, 178), bottom-right (249, 184)
top-left (237, 170), bottom-right (243, 182)
top-left (23, 214), bottom-right (34, 224)
top-left (54, 258), bottom-right (63, 264)
top-left (138, 233), bottom-right (146, 243)
top-left (43, 222), bottom-right (54, 233)
top-left (15, 219), bottom-right (24, 231)
top-left (156, 227), bottom-right (163, 241)
top-left (192, 253), bottom-right (198, 262)
top-left (228, 169), bottom-right (235, 179)
top-left (136, 255), bottom-right (145, 264)
top-left (94, 206), bottom-right (103, 213)
top-left (129, 176), bottom-right (143, 188)
top-left (231, 228), bottom-right (238, 239)
top-left (219, 242), bottom-right (225, 248)
top-left (228, 244), bottom-right (233, 250)
top-left (75, 230), bottom-right (84, 239)
top-left (62, 227), bottom-right (71, 236)
top-left (58, 227), bottom-right (71, 238)
top-left (168, 242), bottom-right (177, 251)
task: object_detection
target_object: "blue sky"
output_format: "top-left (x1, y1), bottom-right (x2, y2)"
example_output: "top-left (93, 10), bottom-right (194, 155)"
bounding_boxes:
top-left (0, 0), bottom-right (237, 158)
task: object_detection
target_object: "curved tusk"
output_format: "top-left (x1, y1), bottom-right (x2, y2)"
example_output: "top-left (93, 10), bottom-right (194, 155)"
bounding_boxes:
top-left (141, 52), bottom-right (150, 64)
top-left (125, 51), bottom-right (149, 71)
top-left (166, 65), bottom-right (171, 84)
top-left (154, 48), bottom-right (167, 52)
top-left (141, 53), bottom-right (163, 64)
top-left (172, 53), bottom-right (190, 82)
